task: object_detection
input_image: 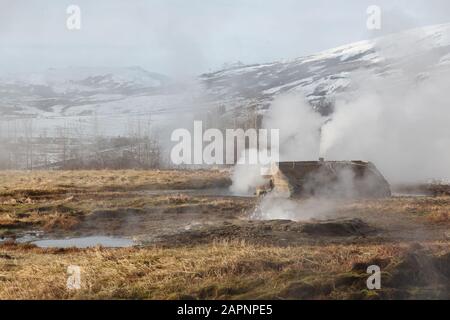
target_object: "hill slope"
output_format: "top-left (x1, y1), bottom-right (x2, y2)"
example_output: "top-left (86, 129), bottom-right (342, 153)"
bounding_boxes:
top-left (1, 23), bottom-right (450, 124)
top-left (201, 23), bottom-right (450, 115)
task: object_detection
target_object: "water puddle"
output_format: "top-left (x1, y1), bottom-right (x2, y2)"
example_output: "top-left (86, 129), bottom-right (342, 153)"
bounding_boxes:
top-left (19, 235), bottom-right (136, 248)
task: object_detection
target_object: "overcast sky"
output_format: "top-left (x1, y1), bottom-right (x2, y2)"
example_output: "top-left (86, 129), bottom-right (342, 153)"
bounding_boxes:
top-left (1, 0), bottom-right (450, 76)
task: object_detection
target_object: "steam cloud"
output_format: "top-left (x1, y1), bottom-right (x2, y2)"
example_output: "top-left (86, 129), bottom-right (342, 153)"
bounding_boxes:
top-left (263, 30), bottom-right (450, 184)
top-left (321, 71), bottom-right (450, 183)
top-left (232, 28), bottom-right (450, 220)
top-left (229, 149), bottom-right (268, 195)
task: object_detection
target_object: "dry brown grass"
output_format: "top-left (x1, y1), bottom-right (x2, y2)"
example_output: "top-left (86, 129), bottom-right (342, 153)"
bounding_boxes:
top-left (0, 170), bottom-right (230, 196)
top-left (0, 170), bottom-right (237, 234)
top-left (2, 240), bottom-right (447, 300)
top-left (1, 171), bottom-right (449, 300)
top-left (339, 196), bottom-right (450, 225)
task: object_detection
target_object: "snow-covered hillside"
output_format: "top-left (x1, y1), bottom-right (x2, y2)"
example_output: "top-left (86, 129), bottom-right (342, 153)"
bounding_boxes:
top-left (1, 23), bottom-right (450, 126)
top-left (201, 23), bottom-right (450, 115)
top-left (0, 66), bottom-right (173, 117)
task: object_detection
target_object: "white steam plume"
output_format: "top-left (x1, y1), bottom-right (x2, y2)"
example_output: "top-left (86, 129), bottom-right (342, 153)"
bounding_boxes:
top-left (229, 149), bottom-right (269, 195)
top-left (321, 66), bottom-right (450, 184)
top-left (232, 26), bottom-right (450, 221)
top-left (262, 93), bottom-right (324, 161)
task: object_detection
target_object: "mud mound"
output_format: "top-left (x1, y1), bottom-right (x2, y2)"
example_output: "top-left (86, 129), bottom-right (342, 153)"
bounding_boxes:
top-left (299, 219), bottom-right (377, 237)
top-left (153, 218), bottom-right (379, 246)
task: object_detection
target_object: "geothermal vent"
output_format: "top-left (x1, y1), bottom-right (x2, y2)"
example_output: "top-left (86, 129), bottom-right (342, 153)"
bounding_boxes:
top-left (258, 160), bottom-right (391, 199)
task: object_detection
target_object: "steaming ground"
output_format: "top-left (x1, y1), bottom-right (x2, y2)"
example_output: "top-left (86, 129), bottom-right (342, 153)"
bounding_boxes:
top-left (0, 170), bottom-right (449, 299)
top-left (1, 170), bottom-right (448, 246)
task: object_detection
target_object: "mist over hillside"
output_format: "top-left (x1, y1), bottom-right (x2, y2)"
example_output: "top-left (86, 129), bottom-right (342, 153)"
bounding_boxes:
top-left (201, 23), bottom-right (450, 117)
top-left (2, 23), bottom-right (450, 122)
top-left (2, 23), bottom-right (450, 178)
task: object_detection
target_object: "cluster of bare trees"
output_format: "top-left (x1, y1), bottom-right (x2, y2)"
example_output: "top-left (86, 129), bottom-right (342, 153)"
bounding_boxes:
top-left (0, 118), bottom-right (36, 170)
top-left (0, 117), bottom-right (162, 170)
top-left (0, 103), bottom-right (263, 170)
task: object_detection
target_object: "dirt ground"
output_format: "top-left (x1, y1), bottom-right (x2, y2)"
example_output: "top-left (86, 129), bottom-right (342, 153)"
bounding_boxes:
top-left (0, 170), bottom-right (449, 299)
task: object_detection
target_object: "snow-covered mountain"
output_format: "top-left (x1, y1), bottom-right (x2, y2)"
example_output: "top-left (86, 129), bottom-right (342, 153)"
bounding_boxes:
top-left (2, 23), bottom-right (450, 124)
top-left (3, 66), bottom-right (168, 93)
top-left (0, 66), bottom-right (172, 117)
top-left (201, 23), bottom-right (450, 115)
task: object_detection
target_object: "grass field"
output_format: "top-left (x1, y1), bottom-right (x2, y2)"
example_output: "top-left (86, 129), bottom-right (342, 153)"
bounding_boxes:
top-left (0, 170), bottom-right (449, 300)
top-left (0, 170), bottom-right (230, 195)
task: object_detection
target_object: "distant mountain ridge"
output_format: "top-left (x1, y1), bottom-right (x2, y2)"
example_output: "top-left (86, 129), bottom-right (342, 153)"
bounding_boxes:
top-left (0, 66), bottom-right (171, 117)
top-left (200, 23), bottom-right (450, 115)
top-left (1, 23), bottom-right (450, 120)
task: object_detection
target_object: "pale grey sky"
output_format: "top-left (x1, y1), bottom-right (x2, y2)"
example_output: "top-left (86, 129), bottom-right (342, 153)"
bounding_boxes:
top-left (1, 0), bottom-right (450, 76)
